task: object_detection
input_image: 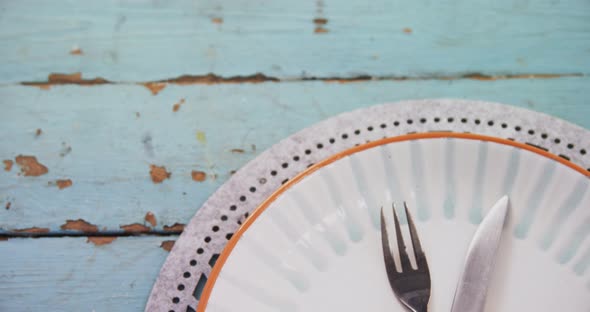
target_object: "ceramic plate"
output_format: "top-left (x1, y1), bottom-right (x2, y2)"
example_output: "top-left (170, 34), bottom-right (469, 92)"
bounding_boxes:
top-left (199, 133), bottom-right (590, 312)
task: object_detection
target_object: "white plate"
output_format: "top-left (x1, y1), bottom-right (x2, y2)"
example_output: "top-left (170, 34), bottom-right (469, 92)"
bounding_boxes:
top-left (199, 133), bottom-right (590, 312)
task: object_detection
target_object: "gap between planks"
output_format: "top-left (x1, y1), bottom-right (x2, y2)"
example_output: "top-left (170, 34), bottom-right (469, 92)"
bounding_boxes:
top-left (0, 230), bottom-right (182, 239)
top-left (15, 72), bottom-right (585, 89)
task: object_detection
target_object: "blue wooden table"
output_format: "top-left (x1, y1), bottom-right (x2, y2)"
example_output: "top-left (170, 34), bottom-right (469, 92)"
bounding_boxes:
top-left (1, 0), bottom-right (589, 310)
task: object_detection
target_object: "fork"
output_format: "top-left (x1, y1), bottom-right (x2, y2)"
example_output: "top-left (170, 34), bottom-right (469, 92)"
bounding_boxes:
top-left (380, 203), bottom-right (431, 312)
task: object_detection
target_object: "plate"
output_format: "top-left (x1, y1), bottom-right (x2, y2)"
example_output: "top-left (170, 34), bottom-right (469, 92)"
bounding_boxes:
top-left (199, 133), bottom-right (590, 311)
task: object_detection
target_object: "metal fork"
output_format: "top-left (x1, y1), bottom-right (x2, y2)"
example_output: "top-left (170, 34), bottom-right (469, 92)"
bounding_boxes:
top-left (380, 203), bottom-right (431, 312)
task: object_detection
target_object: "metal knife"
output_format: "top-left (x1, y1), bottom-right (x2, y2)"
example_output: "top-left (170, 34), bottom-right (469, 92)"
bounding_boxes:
top-left (450, 195), bottom-right (510, 312)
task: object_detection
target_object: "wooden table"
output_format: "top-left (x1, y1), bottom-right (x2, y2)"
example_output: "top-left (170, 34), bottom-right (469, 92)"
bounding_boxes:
top-left (1, 0), bottom-right (589, 310)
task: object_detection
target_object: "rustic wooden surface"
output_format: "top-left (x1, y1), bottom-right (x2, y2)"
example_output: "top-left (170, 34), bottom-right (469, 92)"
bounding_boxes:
top-left (0, 0), bottom-right (589, 310)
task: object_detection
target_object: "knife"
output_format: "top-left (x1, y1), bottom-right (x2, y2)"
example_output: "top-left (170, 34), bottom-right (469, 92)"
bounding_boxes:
top-left (450, 195), bottom-right (510, 312)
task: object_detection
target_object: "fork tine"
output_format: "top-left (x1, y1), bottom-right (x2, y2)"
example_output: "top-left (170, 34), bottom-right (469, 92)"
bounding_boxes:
top-left (404, 202), bottom-right (428, 270)
top-left (380, 207), bottom-right (398, 277)
top-left (392, 204), bottom-right (412, 272)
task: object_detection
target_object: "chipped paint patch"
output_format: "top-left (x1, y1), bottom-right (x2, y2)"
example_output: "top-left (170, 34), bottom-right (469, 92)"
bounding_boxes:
top-left (5, 202), bottom-right (11, 210)
top-left (231, 148), bottom-right (245, 154)
top-left (403, 27), bottom-right (413, 34)
top-left (313, 17), bottom-right (328, 34)
top-left (313, 18), bottom-right (327, 25)
top-left (163, 223), bottom-right (185, 232)
top-left (142, 82), bottom-right (166, 95)
top-left (13, 227), bottom-right (50, 234)
top-left (162, 73), bottom-right (278, 84)
top-left (55, 179), bottom-right (73, 190)
top-left (15, 155), bottom-right (48, 176)
top-left (35, 128), bottom-right (42, 137)
top-left (172, 98), bottom-right (185, 112)
top-left (314, 27), bottom-right (328, 33)
top-left (120, 223), bottom-right (151, 233)
top-left (149, 165), bottom-right (171, 183)
top-left (160, 240), bottom-right (175, 252)
top-left (60, 219), bottom-right (99, 232)
top-left (145, 212), bottom-right (157, 227)
top-left (70, 48), bottom-right (83, 55)
top-left (192, 170), bottom-right (207, 182)
top-left (87, 236), bottom-right (117, 246)
top-left (3, 160), bottom-right (13, 171)
top-left (22, 73), bottom-right (110, 89)
top-left (211, 17), bottom-right (223, 24)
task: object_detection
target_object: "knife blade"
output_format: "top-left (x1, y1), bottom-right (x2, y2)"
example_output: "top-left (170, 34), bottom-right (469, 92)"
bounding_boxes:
top-left (451, 195), bottom-right (510, 312)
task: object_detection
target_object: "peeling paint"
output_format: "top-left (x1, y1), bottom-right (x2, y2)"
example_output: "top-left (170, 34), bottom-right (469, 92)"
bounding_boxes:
top-left (120, 223), bottom-right (151, 233)
top-left (149, 165), bottom-right (171, 183)
top-left (231, 148), bottom-right (245, 153)
top-left (60, 219), bottom-right (99, 232)
top-left (160, 240), bottom-right (175, 252)
top-left (47, 73), bottom-right (107, 84)
top-left (314, 27), bottom-right (328, 34)
top-left (313, 18), bottom-right (328, 25)
top-left (87, 236), bottom-right (117, 246)
top-left (15, 155), bottom-right (48, 176)
top-left (13, 227), bottom-right (50, 234)
top-left (142, 82), bottom-right (166, 95)
top-left (145, 212), bottom-right (157, 227)
top-left (70, 48), bottom-right (83, 55)
top-left (172, 98), bottom-right (185, 112)
top-left (22, 72), bottom-right (110, 89)
top-left (55, 179), bottom-right (73, 190)
top-left (163, 223), bottom-right (185, 232)
top-left (191, 170), bottom-right (207, 182)
top-left (3, 160), bottom-right (13, 171)
top-left (164, 73), bottom-right (279, 84)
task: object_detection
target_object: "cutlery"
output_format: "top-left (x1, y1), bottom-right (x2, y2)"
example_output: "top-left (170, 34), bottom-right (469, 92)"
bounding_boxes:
top-left (451, 195), bottom-right (509, 312)
top-left (381, 203), bottom-right (431, 312)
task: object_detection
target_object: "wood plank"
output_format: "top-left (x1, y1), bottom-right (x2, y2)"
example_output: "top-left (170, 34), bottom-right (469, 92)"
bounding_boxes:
top-left (0, 0), bottom-right (589, 83)
top-left (1, 77), bottom-right (589, 233)
top-left (0, 236), bottom-right (173, 311)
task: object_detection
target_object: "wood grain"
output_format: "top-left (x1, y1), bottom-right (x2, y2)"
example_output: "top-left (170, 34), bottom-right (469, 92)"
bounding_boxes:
top-left (1, 77), bottom-right (589, 233)
top-left (0, 236), bottom-right (171, 311)
top-left (0, 0), bottom-right (588, 83)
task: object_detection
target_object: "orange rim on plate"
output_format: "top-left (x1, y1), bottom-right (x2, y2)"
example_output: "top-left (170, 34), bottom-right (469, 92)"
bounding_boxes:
top-left (197, 132), bottom-right (589, 311)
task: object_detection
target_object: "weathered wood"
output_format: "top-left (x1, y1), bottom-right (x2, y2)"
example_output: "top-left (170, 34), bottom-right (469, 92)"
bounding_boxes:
top-left (0, 236), bottom-right (173, 311)
top-left (1, 77), bottom-right (589, 233)
top-left (0, 0), bottom-right (588, 83)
